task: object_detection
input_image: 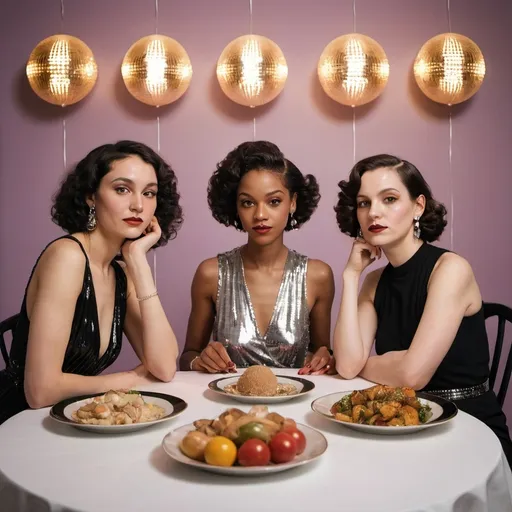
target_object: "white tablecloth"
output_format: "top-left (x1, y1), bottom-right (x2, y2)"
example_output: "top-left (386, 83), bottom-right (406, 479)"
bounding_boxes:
top-left (1, 369), bottom-right (511, 512)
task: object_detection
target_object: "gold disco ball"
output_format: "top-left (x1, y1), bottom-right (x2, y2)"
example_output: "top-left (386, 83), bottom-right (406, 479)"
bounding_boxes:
top-left (217, 34), bottom-right (288, 108)
top-left (318, 33), bottom-right (389, 107)
top-left (414, 33), bottom-right (485, 105)
top-left (26, 34), bottom-right (98, 107)
top-left (122, 35), bottom-right (193, 107)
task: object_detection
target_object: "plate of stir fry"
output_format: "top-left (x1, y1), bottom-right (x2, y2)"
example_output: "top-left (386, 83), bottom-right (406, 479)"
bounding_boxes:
top-left (311, 385), bottom-right (458, 435)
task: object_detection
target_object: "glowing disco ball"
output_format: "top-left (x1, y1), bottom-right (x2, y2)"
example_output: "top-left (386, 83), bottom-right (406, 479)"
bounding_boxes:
top-left (217, 34), bottom-right (288, 108)
top-left (122, 35), bottom-right (193, 107)
top-left (318, 33), bottom-right (389, 107)
top-left (26, 34), bottom-right (98, 106)
top-left (414, 33), bottom-right (485, 105)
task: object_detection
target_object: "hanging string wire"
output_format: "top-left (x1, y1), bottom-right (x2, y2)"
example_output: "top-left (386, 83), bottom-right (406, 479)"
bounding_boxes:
top-left (449, 110), bottom-right (453, 250)
top-left (153, 0), bottom-right (160, 281)
top-left (155, 0), bottom-right (159, 34)
top-left (61, 0), bottom-right (67, 170)
top-left (249, 0), bottom-right (253, 35)
top-left (352, 0), bottom-right (357, 164)
top-left (250, 0), bottom-right (256, 139)
top-left (447, 0), bottom-right (454, 250)
top-left (352, 110), bottom-right (356, 164)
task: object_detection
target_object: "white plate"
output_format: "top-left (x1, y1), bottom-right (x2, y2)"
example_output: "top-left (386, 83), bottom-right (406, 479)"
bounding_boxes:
top-left (162, 422), bottom-right (327, 475)
top-left (311, 390), bottom-right (458, 435)
top-left (50, 391), bottom-right (188, 433)
top-left (208, 375), bottom-right (315, 404)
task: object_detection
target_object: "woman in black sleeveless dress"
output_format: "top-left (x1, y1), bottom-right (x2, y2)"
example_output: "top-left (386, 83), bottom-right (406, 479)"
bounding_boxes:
top-left (333, 154), bottom-right (512, 466)
top-left (0, 141), bottom-right (182, 424)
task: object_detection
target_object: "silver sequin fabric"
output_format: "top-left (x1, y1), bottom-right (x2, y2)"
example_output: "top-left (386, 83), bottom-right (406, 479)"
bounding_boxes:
top-left (213, 247), bottom-right (310, 368)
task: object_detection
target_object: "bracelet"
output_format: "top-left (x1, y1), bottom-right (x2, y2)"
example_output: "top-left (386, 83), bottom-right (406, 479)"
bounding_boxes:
top-left (190, 356), bottom-right (200, 371)
top-left (136, 291), bottom-right (158, 302)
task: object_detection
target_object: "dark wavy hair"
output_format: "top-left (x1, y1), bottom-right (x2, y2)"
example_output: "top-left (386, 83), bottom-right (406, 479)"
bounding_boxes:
top-left (208, 141), bottom-right (320, 231)
top-left (51, 140), bottom-right (183, 247)
top-left (335, 154), bottom-right (447, 242)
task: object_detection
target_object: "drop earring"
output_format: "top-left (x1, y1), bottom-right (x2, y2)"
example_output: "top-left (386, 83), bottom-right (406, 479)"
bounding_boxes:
top-left (87, 205), bottom-right (97, 231)
top-left (413, 216), bottom-right (421, 239)
top-left (290, 212), bottom-right (298, 229)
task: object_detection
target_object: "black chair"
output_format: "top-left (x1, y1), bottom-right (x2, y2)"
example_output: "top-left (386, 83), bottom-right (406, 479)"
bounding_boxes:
top-left (0, 314), bottom-right (19, 367)
top-left (484, 302), bottom-right (512, 407)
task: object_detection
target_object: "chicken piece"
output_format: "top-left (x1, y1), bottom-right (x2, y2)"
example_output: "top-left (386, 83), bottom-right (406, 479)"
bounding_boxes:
top-left (194, 419), bottom-right (213, 429)
top-left (114, 412), bottom-right (133, 425)
top-left (199, 425), bottom-right (217, 436)
top-left (123, 404), bottom-right (142, 422)
top-left (402, 387), bottom-right (416, 398)
top-left (378, 403), bottom-right (400, 421)
top-left (352, 405), bottom-right (373, 423)
top-left (211, 419), bottom-right (225, 435)
top-left (248, 405), bottom-right (269, 418)
top-left (399, 405), bottom-right (420, 426)
top-left (368, 414), bottom-right (383, 425)
top-left (219, 408), bottom-right (245, 421)
top-left (335, 413), bottom-right (353, 423)
top-left (76, 410), bottom-right (94, 420)
top-left (365, 385), bottom-right (380, 401)
top-left (265, 412), bottom-right (285, 427)
top-left (404, 397), bottom-right (422, 410)
top-left (351, 391), bottom-right (366, 406)
top-left (387, 417), bottom-right (405, 426)
top-left (79, 401), bottom-right (98, 412)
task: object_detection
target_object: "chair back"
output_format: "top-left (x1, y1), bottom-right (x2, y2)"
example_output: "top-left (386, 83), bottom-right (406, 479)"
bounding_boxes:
top-left (484, 302), bottom-right (512, 407)
top-left (0, 314), bottom-right (19, 367)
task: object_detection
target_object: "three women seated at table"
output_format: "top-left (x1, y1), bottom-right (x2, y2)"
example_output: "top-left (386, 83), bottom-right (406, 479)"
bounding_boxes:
top-left (0, 140), bottom-right (510, 467)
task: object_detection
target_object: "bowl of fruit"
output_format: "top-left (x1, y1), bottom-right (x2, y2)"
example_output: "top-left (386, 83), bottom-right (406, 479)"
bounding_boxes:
top-left (162, 405), bottom-right (328, 475)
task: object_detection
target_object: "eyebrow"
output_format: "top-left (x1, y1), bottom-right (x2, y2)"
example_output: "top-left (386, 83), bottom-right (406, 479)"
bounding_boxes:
top-left (111, 177), bottom-right (158, 188)
top-left (238, 190), bottom-right (285, 198)
top-left (357, 188), bottom-right (400, 198)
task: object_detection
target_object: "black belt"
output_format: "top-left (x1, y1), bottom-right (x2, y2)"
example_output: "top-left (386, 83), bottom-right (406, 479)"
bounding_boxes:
top-left (424, 380), bottom-right (489, 401)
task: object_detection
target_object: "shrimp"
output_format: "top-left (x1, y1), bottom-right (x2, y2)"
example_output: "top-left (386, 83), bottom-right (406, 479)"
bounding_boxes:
top-left (93, 404), bottom-right (111, 419)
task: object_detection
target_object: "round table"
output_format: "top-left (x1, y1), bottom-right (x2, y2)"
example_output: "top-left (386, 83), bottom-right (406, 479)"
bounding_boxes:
top-left (0, 369), bottom-right (511, 512)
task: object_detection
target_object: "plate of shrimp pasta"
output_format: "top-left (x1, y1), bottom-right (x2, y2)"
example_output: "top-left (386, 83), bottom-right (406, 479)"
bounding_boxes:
top-left (50, 390), bottom-right (188, 433)
top-left (311, 385), bottom-right (458, 435)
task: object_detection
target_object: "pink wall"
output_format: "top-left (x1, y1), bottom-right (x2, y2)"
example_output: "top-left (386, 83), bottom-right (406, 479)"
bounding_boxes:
top-left (1, 1), bottom-right (511, 421)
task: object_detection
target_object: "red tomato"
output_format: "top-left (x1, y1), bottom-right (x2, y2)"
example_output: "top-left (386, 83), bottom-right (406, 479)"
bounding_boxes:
top-left (269, 432), bottom-right (297, 463)
top-left (282, 427), bottom-right (306, 455)
top-left (237, 439), bottom-right (271, 467)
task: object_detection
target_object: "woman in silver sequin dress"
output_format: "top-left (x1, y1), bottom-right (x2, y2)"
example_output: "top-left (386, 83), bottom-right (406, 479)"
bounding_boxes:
top-left (180, 141), bottom-right (335, 374)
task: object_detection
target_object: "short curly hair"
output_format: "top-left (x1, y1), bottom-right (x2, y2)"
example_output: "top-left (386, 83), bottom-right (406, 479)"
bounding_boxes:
top-left (208, 141), bottom-right (320, 231)
top-left (335, 154), bottom-right (447, 242)
top-left (51, 140), bottom-right (183, 247)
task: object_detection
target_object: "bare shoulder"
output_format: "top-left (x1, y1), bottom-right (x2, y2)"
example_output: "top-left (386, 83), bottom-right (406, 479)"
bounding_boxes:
top-left (307, 258), bottom-right (334, 286)
top-left (431, 252), bottom-right (474, 285)
top-left (195, 257), bottom-right (219, 283)
top-left (29, 239), bottom-right (86, 306)
top-left (36, 238), bottom-right (86, 277)
top-left (191, 257), bottom-right (219, 299)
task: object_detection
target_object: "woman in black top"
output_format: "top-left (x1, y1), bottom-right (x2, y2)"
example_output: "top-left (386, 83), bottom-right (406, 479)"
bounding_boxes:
top-left (332, 154), bottom-right (512, 466)
top-left (0, 141), bottom-right (182, 424)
